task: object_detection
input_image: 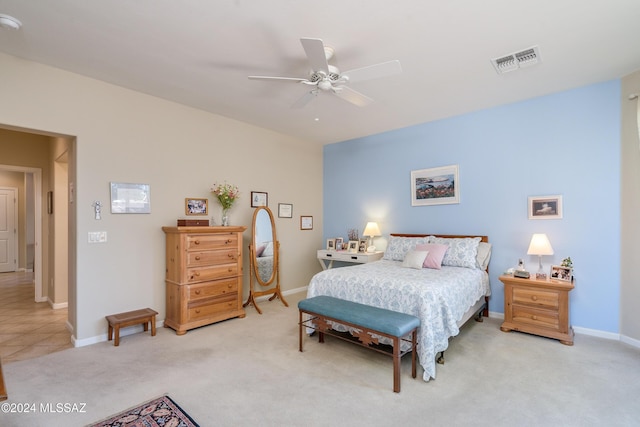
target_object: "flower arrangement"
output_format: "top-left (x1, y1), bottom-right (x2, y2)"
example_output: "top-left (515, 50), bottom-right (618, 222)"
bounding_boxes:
top-left (211, 182), bottom-right (240, 210)
top-left (211, 182), bottom-right (239, 226)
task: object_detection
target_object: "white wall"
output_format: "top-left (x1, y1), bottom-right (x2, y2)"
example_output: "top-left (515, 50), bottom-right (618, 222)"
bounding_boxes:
top-left (621, 70), bottom-right (640, 343)
top-left (0, 52), bottom-right (324, 343)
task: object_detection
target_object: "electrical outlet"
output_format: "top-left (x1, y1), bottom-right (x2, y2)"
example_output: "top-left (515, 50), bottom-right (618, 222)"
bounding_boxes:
top-left (88, 231), bottom-right (107, 243)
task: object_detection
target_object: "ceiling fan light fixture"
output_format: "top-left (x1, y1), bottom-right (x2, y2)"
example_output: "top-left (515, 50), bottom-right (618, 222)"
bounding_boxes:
top-left (0, 14), bottom-right (22, 30)
top-left (318, 80), bottom-right (332, 91)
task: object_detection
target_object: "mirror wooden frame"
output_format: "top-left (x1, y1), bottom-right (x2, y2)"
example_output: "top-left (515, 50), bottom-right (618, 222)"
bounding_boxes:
top-left (243, 206), bottom-right (288, 314)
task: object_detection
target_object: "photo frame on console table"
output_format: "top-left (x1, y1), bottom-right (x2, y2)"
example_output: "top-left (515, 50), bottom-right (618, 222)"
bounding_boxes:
top-left (411, 165), bottom-right (459, 206)
top-left (185, 198), bottom-right (208, 216)
top-left (110, 182), bottom-right (151, 214)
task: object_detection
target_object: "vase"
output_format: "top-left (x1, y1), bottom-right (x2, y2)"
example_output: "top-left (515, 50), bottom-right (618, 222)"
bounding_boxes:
top-left (221, 208), bottom-right (230, 226)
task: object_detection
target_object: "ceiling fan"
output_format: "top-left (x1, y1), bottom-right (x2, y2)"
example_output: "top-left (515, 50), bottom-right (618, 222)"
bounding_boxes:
top-left (248, 38), bottom-right (402, 108)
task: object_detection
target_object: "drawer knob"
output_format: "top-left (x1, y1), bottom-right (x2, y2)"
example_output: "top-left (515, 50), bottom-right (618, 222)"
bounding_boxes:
top-left (228, 268), bottom-right (233, 272)
top-left (194, 240), bottom-right (200, 245)
top-left (531, 296), bottom-right (538, 301)
top-left (195, 290), bottom-right (201, 295)
top-left (228, 253), bottom-right (234, 258)
top-left (195, 272), bottom-right (200, 277)
top-left (532, 315), bottom-right (538, 320)
top-left (195, 256), bottom-right (201, 261)
top-left (195, 309), bottom-right (201, 314)
top-left (225, 239), bottom-right (232, 244)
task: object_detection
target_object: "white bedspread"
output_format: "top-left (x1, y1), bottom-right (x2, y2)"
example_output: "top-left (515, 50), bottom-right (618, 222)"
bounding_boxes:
top-left (306, 259), bottom-right (490, 381)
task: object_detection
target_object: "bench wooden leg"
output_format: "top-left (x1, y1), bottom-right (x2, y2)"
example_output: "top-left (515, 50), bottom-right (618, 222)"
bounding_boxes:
top-left (114, 325), bottom-right (120, 347)
top-left (299, 311), bottom-right (303, 352)
top-left (150, 316), bottom-right (156, 336)
top-left (411, 329), bottom-right (417, 379)
top-left (393, 337), bottom-right (401, 393)
top-left (108, 324), bottom-right (113, 341)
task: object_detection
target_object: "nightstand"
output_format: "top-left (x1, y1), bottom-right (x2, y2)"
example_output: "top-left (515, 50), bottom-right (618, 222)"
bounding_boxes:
top-left (499, 274), bottom-right (574, 345)
top-left (317, 250), bottom-right (384, 270)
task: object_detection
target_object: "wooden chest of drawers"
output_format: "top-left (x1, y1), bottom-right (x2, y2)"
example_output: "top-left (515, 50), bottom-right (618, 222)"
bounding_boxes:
top-left (499, 274), bottom-right (574, 345)
top-left (162, 226), bottom-right (247, 335)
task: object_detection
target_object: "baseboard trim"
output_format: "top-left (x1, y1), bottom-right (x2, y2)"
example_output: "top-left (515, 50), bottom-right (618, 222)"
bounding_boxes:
top-left (620, 334), bottom-right (640, 349)
top-left (72, 319), bottom-right (166, 348)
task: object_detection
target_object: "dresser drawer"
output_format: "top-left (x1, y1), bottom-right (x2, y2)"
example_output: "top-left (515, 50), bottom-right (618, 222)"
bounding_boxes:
top-left (512, 306), bottom-right (559, 330)
top-left (187, 279), bottom-right (238, 301)
top-left (187, 264), bottom-right (238, 283)
top-left (512, 287), bottom-right (559, 310)
top-left (187, 293), bottom-right (238, 321)
top-left (186, 233), bottom-right (237, 251)
top-left (187, 249), bottom-right (237, 267)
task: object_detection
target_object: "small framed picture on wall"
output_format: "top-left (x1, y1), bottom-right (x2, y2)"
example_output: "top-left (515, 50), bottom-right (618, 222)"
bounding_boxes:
top-left (300, 215), bottom-right (313, 230)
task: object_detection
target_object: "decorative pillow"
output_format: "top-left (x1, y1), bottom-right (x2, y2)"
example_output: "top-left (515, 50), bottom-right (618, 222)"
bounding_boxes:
top-left (255, 244), bottom-right (266, 257)
top-left (415, 243), bottom-right (448, 269)
top-left (476, 242), bottom-right (492, 270)
top-left (402, 250), bottom-right (429, 269)
top-left (430, 237), bottom-right (482, 269)
top-left (382, 236), bottom-right (430, 261)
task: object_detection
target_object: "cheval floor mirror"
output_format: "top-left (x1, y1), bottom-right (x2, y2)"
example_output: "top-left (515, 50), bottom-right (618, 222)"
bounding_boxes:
top-left (243, 206), bottom-right (288, 314)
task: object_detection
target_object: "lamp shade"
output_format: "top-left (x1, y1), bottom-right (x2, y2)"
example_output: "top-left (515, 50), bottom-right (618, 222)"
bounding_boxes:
top-left (527, 233), bottom-right (554, 256)
top-left (363, 222), bottom-right (381, 237)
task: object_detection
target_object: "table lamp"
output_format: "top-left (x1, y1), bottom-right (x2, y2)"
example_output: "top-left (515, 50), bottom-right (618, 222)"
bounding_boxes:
top-left (363, 222), bottom-right (381, 253)
top-left (527, 233), bottom-right (554, 279)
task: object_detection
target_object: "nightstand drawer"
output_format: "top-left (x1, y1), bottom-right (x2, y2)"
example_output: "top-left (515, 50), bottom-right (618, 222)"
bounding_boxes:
top-left (512, 306), bottom-right (559, 330)
top-left (512, 287), bottom-right (559, 310)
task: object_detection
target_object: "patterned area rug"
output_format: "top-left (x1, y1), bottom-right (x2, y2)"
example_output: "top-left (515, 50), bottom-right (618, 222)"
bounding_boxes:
top-left (88, 395), bottom-right (199, 427)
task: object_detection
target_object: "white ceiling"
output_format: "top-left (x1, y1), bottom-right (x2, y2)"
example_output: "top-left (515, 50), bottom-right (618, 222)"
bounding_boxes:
top-left (0, 1), bottom-right (639, 145)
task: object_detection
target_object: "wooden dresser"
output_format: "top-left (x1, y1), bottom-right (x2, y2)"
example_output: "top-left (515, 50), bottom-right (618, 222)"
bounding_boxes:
top-left (499, 274), bottom-right (574, 345)
top-left (162, 226), bottom-right (247, 335)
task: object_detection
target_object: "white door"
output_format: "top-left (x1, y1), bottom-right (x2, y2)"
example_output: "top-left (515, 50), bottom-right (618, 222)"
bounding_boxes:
top-left (0, 188), bottom-right (17, 272)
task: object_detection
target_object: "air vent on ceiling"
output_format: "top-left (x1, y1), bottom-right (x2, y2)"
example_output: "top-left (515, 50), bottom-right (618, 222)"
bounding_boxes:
top-left (491, 46), bottom-right (540, 74)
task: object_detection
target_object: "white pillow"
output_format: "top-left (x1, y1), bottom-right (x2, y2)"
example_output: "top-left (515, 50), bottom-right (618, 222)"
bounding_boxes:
top-left (402, 250), bottom-right (429, 269)
top-left (430, 236), bottom-right (482, 269)
top-left (476, 242), bottom-right (492, 270)
top-left (383, 236), bottom-right (430, 261)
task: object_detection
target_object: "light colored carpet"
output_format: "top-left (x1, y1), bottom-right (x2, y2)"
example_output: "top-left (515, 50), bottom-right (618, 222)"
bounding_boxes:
top-left (2, 291), bottom-right (639, 426)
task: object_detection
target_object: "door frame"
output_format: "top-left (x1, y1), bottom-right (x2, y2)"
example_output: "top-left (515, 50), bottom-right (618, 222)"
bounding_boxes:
top-left (0, 164), bottom-right (43, 301)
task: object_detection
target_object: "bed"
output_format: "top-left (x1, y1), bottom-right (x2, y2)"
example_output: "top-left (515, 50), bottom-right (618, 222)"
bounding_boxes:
top-left (306, 233), bottom-right (491, 381)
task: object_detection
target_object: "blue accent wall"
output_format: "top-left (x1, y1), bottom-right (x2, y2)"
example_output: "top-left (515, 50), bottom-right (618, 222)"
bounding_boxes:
top-left (323, 80), bottom-right (621, 333)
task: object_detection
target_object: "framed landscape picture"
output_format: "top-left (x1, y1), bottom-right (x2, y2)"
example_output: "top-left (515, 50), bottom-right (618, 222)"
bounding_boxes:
top-left (411, 165), bottom-right (459, 206)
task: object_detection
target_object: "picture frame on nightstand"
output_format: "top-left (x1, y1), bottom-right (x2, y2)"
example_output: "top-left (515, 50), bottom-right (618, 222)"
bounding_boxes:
top-left (335, 237), bottom-right (343, 250)
top-left (326, 238), bottom-right (336, 251)
top-left (347, 240), bottom-right (359, 253)
top-left (551, 265), bottom-right (572, 282)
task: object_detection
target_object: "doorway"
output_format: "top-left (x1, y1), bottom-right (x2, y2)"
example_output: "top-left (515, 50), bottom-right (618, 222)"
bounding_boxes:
top-left (0, 125), bottom-right (75, 359)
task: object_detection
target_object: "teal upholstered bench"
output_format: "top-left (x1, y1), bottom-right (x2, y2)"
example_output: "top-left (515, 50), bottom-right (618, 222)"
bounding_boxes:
top-left (298, 295), bottom-right (420, 392)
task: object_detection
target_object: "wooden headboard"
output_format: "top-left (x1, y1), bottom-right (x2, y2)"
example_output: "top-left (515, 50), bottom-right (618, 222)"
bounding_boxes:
top-left (390, 233), bottom-right (489, 243)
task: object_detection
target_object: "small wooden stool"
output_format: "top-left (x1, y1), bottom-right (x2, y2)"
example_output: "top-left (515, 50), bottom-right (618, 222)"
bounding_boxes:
top-left (106, 308), bottom-right (158, 346)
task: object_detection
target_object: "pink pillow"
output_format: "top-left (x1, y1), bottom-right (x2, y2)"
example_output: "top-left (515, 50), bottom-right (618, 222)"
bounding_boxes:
top-left (415, 244), bottom-right (448, 269)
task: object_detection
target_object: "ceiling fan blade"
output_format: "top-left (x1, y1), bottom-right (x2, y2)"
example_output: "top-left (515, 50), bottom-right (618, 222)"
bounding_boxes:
top-left (291, 90), bottom-right (318, 109)
top-left (343, 60), bottom-right (402, 83)
top-left (300, 38), bottom-right (329, 74)
top-left (333, 86), bottom-right (373, 107)
top-left (248, 75), bottom-right (308, 82)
